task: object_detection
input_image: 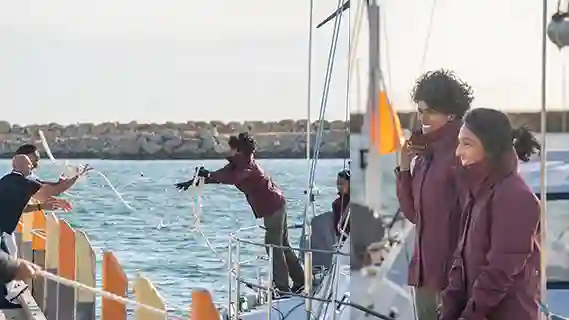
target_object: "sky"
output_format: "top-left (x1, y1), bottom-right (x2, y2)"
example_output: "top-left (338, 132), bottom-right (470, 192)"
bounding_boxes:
top-left (0, 0), bottom-right (567, 125)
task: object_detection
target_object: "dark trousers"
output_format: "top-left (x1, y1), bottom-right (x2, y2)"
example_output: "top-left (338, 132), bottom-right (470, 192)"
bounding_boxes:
top-left (262, 207), bottom-right (304, 292)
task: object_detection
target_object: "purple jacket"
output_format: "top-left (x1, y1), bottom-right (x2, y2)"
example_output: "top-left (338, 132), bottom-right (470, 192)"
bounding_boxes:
top-left (440, 155), bottom-right (541, 320)
top-left (205, 153), bottom-right (285, 218)
top-left (395, 121), bottom-right (465, 292)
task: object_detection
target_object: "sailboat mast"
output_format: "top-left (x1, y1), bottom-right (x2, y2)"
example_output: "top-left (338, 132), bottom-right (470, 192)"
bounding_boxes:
top-left (366, 0), bottom-right (382, 204)
top-left (539, 0), bottom-right (548, 313)
top-left (306, 0), bottom-right (314, 168)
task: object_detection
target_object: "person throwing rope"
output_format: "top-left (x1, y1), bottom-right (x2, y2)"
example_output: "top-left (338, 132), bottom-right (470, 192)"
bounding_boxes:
top-left (0, 155), bottom-right (88, 307)
top-left (175, 132), bottom-right (305, 295)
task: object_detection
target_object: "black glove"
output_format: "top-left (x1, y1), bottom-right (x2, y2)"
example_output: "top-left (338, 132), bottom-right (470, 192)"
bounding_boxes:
top-left (197, 167), bottom-right (210, 178)
top-left (174, 179), bottom-right (198, 191)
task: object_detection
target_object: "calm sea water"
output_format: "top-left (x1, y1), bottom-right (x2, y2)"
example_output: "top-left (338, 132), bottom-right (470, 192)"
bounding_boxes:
top-left (0, 158), bottom-right (348, 314)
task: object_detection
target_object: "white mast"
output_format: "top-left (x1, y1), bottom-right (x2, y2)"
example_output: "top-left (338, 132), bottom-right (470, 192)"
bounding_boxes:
top-left (364, 0), bottom-right (383, 214)
top-left (539, 0), bottom-right (548, 315)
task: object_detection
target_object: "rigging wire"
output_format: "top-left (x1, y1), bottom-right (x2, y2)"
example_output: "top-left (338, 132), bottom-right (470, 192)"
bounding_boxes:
top-left (301, 0), bottom-right (345, 241)
top-left (407, 0), bottom-right (439, 130)
top-left (344, 11), bottom-right (351, 170)
top-left (562, 50), bottom-right (568, 133)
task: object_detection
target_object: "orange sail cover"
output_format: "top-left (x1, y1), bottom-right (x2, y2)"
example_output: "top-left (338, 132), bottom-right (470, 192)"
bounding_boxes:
top-left (369, 91), bottom-right (405, 155)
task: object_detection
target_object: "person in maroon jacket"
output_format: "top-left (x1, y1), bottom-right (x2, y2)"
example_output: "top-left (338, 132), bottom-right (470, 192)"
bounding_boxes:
top-left (180, 133), bottom-right (305, 294)
top-left (440, 108), bottom-right (542, 320)
top-left (395, 70), bottom-right (474, 319)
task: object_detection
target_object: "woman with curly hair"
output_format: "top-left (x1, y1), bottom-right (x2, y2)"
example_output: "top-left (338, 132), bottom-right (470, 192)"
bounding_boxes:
top-left (175, 133), bottom-right (305, 294)
top-left (395, 69), bottom-right (474, 319)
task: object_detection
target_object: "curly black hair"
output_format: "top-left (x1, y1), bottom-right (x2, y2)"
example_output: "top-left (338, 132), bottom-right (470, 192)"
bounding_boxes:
top-left (410, 69), bottom-right (474, 119)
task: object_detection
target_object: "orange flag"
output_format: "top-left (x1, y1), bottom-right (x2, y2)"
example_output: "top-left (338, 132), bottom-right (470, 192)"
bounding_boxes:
top-left (369, 91), bottom-right (405, 155)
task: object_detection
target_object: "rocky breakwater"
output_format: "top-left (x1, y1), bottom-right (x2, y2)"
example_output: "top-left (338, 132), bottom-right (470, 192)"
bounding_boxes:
top-left (0, 120), bottom-right (348, 160)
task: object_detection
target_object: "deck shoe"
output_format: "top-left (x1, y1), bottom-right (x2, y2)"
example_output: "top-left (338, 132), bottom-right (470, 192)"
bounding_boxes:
top-left (5, 281), bottom-right (27, 302)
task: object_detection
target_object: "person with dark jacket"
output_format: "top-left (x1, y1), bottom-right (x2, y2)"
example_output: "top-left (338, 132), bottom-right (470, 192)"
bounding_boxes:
top-left (332, 169), bottom-right (350, 239)
top-left (440, 108), bottom-right (542, 320)
top-left (395, 70), bottom-right (474, 319)
top-left (175, 133), bottom-right (305, 294)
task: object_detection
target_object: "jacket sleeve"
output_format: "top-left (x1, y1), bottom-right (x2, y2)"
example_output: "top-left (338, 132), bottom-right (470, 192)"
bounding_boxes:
top-left (395, 168), bottom-right (417, 223)
top-left (440, 254), bottom-right (467, 320)
top-left (203, 163), bottom-right (233, 184)
top-left (208, 163), bottom-right (252, 185)
top-left (0, 252), bottom-right (19, 284)
top-left (459, 185), bottom-right (540, 319)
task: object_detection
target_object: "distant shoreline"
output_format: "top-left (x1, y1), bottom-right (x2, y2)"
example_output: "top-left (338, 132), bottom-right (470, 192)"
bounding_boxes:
top-left (0, 120), bottom-right (349, 160)
top-left (0, 151), bottom-right (348, 161)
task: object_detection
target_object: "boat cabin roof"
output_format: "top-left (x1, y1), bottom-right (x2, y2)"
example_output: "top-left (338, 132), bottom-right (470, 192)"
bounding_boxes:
top-left (521, 150), bottom-right (569, 200)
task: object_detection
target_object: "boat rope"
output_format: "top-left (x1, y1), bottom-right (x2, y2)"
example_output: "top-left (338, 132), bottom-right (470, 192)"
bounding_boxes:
top-left (561, 49), bottom-right (568, 133)
top-left (30, 269), bottom-right (187, 319)
top-left (381, 8), bottom-right (394, 101)
top-left (348, 0), bottom-right (365, 85)
top-left (187, 171), bottom-right (226, 264)
top-left (38, 130), bottom-right (138, 212)
top-left (39, 129), bottom-right (231, 267)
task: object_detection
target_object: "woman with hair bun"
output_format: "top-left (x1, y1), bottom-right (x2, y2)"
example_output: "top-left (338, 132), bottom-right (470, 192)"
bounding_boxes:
top-left (440, 107), bottom-right (542, 320)
top-left (177, 132), bottom-right (305, 294)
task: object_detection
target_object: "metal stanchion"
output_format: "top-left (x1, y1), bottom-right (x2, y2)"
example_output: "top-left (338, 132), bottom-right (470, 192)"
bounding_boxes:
top-left (227, 239), bottom-right (233, 320)
top-left (266, 246), bottom-right (274, 320)
top-left (304, 224), bottom-right (313, 320)
top-left (235, 240), bottom-right (241, 317)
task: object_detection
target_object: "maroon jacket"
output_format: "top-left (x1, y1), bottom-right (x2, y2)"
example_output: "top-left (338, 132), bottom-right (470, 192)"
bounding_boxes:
top-left (440, 156), bottom-right (541, 320)
top-left (205, 153), bottom-right (285, 218)
top-left (395, 121), bottom-right (465, 292)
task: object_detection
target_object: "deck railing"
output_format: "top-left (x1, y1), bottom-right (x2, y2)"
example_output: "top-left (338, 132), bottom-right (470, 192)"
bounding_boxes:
top-left (227, 225), bottom-right (350, 320)
top-left (8, 209), bottom-right (220, 320)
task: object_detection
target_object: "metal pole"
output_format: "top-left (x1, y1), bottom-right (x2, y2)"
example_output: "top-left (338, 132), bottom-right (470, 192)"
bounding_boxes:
top-left (227, 239), bottom-right (233, 320)
top-left (306, 0), bottom-right (314, 163)
top-left (331, 257), bottom-right (340, 320)
top-left (235, 241), bottom-right (241, 317)
top-left (366, 0), bottom-right (381, 207)
top-left (303, 0), bottom-right (315, 269)
top-left (539, 0), bottom-right (548, 317)
top-left (266, 246), bottom-right (274, 320)
top-left (304, 225), bottom-right (313, 320)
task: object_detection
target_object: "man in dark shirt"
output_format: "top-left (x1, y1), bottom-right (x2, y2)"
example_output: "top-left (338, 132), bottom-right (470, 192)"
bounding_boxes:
top-left (15, 144), bottom-right (86, 189)
top-left (0, 155), bottom-right (81, 254)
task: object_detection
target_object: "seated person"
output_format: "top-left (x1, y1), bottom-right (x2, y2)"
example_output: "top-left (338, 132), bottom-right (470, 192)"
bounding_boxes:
top-left (333, 169), bottom-right (350, 240)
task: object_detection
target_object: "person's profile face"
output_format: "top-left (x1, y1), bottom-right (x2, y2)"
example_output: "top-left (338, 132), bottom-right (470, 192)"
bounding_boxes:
top-left (336, 177), bottom-right (349, 195)
top-left (456, 125), bottom-right (485, 166)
